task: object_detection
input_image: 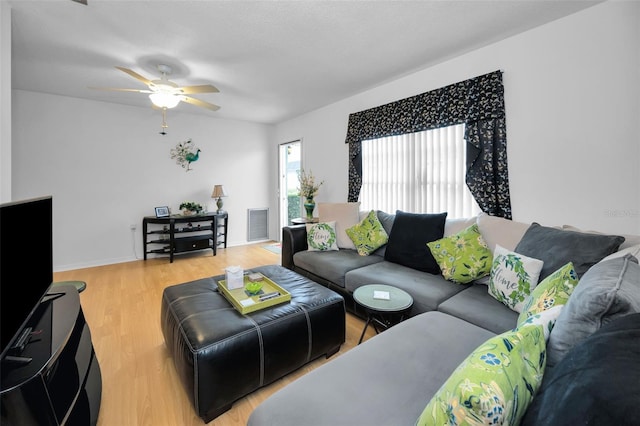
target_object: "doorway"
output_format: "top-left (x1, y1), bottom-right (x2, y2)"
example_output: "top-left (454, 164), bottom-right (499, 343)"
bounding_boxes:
top-left (279, 140), bottom-right (301, 229)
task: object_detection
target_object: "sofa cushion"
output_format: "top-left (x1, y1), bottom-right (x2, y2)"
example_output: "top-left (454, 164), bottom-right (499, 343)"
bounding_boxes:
top-left (293, 249), bottom-right (384, 288)
top-left (384, 211), bottom-right (447, 274)
top-left (305, 221), bottom-right (339, 251)
top-left (601, 243), bottom-right (640, 262)
top-left (437, 284), bottom-right (519, 334)
top-left (487, 245), bottom-right (544, 313)
top-left (514, 222), bottom-right (625, 280)
top-left (562, 224), bottom-right (640, 251)
top-left (444, 216), bottom-right (477, 237)
top-left (618, 235), bottom-right (640, 251)
top-left (546, 254), bottom-right (640, 367)
top-left (518, 262), bottom-right (579, 323)
top-left (318, 202), bottom-right (361, 249)
top-left (521, 313), bottom-right (640, 426)
top-left (247, 312), bottom-right (496, 426)
top-left (345, 261), bottom-right (467, 314)
top-left (427, 223), bottom-right (493, 284)
top-left (417, 324), bottom-right (546, 426)
top-left (345, 210), bottom-right (389, 256)
top-left (476, 212), bottom-right (530, 253)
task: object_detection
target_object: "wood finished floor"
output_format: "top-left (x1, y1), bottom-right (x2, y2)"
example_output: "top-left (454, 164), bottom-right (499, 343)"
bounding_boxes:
top-left (53, 243), bottom-right (375, 426)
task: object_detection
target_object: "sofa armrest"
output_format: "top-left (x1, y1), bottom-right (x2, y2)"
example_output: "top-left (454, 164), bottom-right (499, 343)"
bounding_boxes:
top-left (281, 225), bottom-right (308, 270)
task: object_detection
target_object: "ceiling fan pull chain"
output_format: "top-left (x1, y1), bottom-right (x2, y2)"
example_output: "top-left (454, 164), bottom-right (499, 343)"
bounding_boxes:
top-left (160, 108), bottom-right (168, 135)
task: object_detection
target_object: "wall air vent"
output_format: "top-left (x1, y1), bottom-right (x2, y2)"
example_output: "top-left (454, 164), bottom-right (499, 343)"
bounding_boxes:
top-left (247, 208), bottom-right (269, 241)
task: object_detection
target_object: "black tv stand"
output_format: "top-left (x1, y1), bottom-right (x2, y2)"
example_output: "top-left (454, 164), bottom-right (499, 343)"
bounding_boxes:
top-left (9, 325), bottom-right (33, 353)
top-left (41, 291), bottom-right (65, 303)
top-left (1, 286), bottom-right (102, 425)
top-left (3, 355), bottom-right (33, 365)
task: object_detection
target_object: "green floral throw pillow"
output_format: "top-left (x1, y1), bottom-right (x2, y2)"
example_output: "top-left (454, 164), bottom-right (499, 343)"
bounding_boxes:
top-left (345, 210), bottom-right (389, 256)
top-left (416, 324), bottom-right (546, 426)
top-left (306, 221), bottom-right (339, 251)
top-left (426, 224), bottom-right (493, 284)
top-left (517, 262), bottom-right (579, 323)
top-left (487, 245), bottom-right (544, 313)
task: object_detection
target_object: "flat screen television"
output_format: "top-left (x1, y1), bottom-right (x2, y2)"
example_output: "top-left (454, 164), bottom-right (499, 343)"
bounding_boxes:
top-left (0, 196), bottom-right (53, 361)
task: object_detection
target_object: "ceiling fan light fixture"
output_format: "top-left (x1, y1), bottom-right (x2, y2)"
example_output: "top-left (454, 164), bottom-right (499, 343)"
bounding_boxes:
top-left (149, 92), bottom-right (181, 109)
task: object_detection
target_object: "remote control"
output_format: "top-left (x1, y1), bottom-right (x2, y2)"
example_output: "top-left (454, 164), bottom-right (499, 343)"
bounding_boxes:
top-left (259, 292), bottom-right (280, 301)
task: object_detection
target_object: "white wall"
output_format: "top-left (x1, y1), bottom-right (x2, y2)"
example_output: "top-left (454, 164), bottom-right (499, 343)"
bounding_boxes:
top-left (9, 1), bottom-right (639, 270)
top-left (274, 1), bottom-right (640, 236)
top-left (12, 91), bottom-right (274, 271)
top-left (1, 2), bottom-right (12, 202)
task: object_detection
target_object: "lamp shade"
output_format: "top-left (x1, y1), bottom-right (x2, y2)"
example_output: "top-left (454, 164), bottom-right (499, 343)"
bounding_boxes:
top-left (211, 185), bottom-right (226, 198)
top-left (149, 93), bottom-right (181, 109)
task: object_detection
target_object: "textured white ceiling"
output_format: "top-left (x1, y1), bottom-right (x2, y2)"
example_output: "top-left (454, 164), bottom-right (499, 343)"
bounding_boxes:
top-left (9, 0), bottom-right (600, 124)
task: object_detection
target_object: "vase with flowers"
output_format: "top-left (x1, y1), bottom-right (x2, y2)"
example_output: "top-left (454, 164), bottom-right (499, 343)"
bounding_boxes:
top-left (297, 169), bottom-right (323, 219)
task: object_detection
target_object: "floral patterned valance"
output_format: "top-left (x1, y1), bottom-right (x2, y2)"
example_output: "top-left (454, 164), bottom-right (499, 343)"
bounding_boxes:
top-left (345, 70), bottom-right (504, 145)
top-left (344, 70), bottom-right (511, 219)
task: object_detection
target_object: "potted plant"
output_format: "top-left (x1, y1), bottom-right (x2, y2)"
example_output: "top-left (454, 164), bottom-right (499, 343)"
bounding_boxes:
top-left (179, 201), bottom-right (203, 216)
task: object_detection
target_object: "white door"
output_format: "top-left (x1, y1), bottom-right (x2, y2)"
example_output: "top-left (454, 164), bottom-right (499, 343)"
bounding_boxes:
top-left (278, 141), bottom-right (301, 229)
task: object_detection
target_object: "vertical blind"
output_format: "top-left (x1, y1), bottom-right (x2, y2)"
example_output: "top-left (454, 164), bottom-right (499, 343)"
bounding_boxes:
top-left (360, 123), bottom-right (481, 219)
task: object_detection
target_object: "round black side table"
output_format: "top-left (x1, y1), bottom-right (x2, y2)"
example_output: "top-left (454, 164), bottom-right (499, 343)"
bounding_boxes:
top-left (353, 284), bottom-right (413, 344)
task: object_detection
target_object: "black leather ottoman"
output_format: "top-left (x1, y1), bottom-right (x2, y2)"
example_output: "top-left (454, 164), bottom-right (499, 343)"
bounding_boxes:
top-left (160, 264), bottom-right (346, 423)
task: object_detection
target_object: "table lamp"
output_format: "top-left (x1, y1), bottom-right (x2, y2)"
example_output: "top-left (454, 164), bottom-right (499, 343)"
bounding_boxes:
top-left (211, 185), bottom-right (227, 213)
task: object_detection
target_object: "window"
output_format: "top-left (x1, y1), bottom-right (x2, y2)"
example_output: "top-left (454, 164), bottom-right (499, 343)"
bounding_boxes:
top-left (359, 123), bottom-right (480, 219)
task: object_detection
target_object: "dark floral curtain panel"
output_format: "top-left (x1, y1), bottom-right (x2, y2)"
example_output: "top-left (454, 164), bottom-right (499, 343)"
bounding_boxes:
top-left (345, 70), bottom-right (512, 219)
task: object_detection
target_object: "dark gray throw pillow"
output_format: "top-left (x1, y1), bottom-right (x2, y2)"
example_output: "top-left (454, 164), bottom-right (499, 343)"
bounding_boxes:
top-left (384, 211), bottom-right (447, 274)
top-left (375, 210), bottom-right (396, 236)
top-left (371, 210), bottom-right (396, 257)
top-left (546, 254), bottom-right (640, 367)
top-left (514, 222), bottom-right (625, 280)
top-left (521, 313), bottom-right (640, 426)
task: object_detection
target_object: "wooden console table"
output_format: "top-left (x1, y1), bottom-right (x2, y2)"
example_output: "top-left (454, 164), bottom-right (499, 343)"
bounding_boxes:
top-left (143, 212), bottom-right (228, 263)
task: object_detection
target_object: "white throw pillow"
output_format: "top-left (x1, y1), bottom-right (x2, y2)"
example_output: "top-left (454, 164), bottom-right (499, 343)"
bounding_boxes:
top-left (306, 221), bottom-right (339, 251)
top-left (488, 244), bottom-right (544, 313)
top-left (318, 202), bottom-right (361, 250)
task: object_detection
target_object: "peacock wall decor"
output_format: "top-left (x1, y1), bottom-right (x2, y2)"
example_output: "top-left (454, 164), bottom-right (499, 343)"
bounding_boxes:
top-left (170, 139), bottom-right (201, 171)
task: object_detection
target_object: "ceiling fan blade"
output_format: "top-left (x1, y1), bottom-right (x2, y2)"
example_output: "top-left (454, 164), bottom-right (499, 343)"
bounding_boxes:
top-left (181, 96), bottom-right (221, 111)
top-left (115, 67), bottom-right (152, 86)
top-left (71, 0), bottom-right (87, 4)
top-left (89, 87), bottom-right (152, 93)
top-left (179, 84), bottom-right (219, 94)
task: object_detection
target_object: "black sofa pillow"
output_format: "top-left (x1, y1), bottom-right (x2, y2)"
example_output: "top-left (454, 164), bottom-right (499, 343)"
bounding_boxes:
top-left (521, 312), bottom-right (640, 425)
top-left (384, 211), bottom-right (447, 274)
top-left (514, 222), bottom-right (625, 280)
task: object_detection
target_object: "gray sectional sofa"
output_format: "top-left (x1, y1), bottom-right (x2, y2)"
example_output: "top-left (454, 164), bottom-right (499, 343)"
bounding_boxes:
top-left (248, 211), bottom-right (640, 425)
top-left (283, 212), bottom-right (526, 332)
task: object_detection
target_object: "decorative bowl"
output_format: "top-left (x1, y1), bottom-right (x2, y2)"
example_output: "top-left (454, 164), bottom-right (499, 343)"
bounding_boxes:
top-left (245, 281), bottom-right (263, 295)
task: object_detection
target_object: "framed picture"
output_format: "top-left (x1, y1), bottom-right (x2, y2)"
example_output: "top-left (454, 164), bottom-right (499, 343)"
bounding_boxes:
top-left (155, 206), bottom-right (170, 218)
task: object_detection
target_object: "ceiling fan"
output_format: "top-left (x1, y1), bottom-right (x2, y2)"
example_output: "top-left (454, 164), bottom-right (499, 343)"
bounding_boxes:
top-left (92, 64), bottom-right (220, 112)
top-left (91, 64), bottom-right (220, 134)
